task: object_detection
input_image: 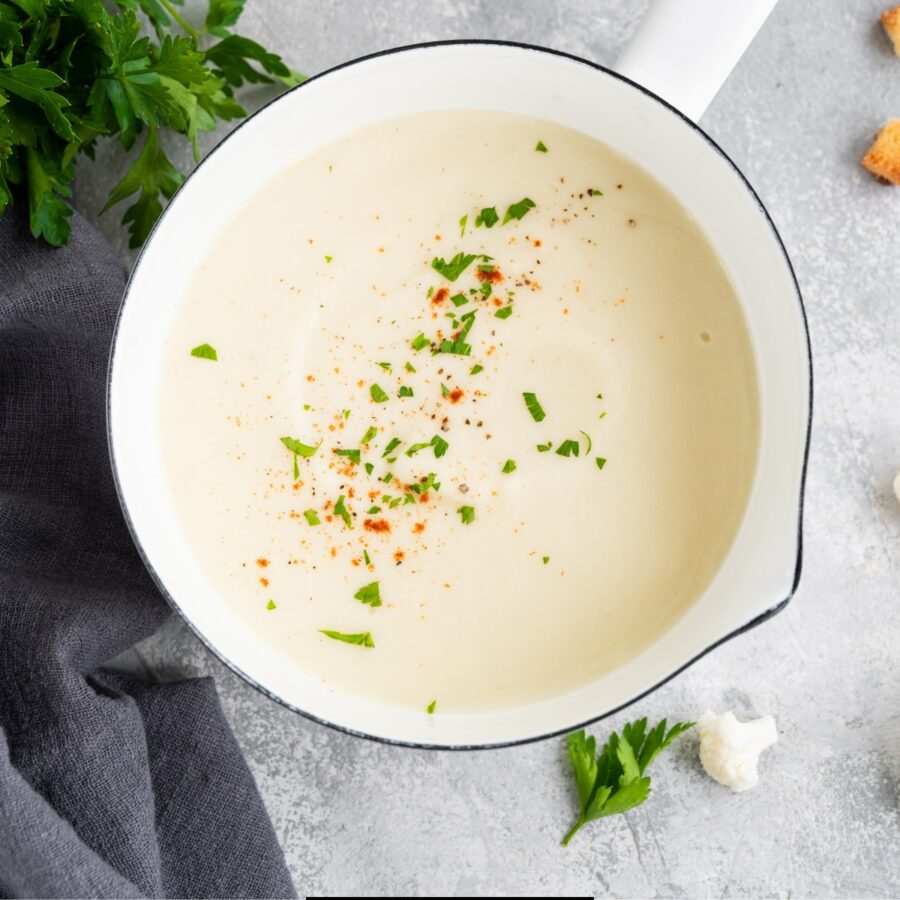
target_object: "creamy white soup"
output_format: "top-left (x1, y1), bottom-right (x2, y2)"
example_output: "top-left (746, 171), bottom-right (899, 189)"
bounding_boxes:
top-left (161, 111), bottom-right (759, 713)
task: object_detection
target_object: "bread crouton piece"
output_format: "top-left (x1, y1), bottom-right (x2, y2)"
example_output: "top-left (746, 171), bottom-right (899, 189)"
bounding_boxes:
top-left (861, 119), bottom-right (900, 185)
top-left (882, 6), bottom-right (900, 54)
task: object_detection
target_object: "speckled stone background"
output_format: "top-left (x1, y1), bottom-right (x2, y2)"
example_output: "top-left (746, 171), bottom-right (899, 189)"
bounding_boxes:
top-left (77, 1), bottom-right (900, 896)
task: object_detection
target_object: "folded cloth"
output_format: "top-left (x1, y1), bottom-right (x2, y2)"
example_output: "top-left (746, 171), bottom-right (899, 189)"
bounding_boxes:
top-left (0, 205), bottom-right (296, 899)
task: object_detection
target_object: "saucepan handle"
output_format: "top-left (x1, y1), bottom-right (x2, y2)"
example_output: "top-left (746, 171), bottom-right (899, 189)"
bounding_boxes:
top-left (614, 0), bottom-right (780, 122)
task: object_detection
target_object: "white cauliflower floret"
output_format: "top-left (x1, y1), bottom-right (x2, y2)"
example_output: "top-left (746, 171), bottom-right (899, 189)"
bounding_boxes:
top-left (697, 710), bottom-right (777, 792)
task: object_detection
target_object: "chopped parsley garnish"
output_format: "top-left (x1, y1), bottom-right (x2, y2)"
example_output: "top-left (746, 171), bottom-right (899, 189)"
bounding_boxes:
top-left (281, 436), bottom-right (320, 458)
top-left (441, 383), bottom-right (450, 398)
top-left (368, 505), bottom-right (381, 514)
top-left (303, 404), bottom-right (312, 411)
top-left (556, 439), bottom-right (580, 458)
top-left (595, 457), bottom-right (607, 470)
top-left (320, 630), bottom-right (374, 648)
top-left (563, 719), bottom-right (694, 846)
top-left (437, 310), bottom-right (476, 356)
top-left (480, 282), bottom-right (492, 299)
top-left (361, 426), bottom-right (378, 445)
top-left (470, 364), bottom-right (484, 375)
top-left (281, 436), bottom-right (320, 479)
top-left (411, 472), bottom-right (440, 494)
top-left (325, 255), bottom-right (333, 263)
top-left (190, 343), bottom-right (218, 361)
top-left (522, 392), bottom-right (546, 422)
top-left (334, 448), bottom-right (361, 465)
top-left (343, 409), bottom-right (351, 419)
top-left (431, 435), bottom-right (449, 458)
top-left (411, 333), bottom-right (430, 352)
top-left (432, 252), bottom-right (477, 282)
top-left (334, 495), bottom-right (352, 529)
top-left (405, 361), bottom-right (417, 373)
top-left (364, 462), bottom-right (375, 476)
top-left (370, 384), bottom-right (389, 403)
top-left (503, 197), bottom-right (536, 224)
top-left (303, 509), bottom-right (320, 526)
top-left (458, 505), bottom-right (475, 525)
top-left (405, 442), bottom-right (430, 457)
top-left (542, 556), bottom-right (550, 565)
top-left (382, 438), bottom-right (402, 458)
top-left (501, 459), bottom-right (517, 474)
top-left (378, 361), bottom-right (392, 372)
top-left (426, 700), bottom-right (437, 714)
top-left (398, 386), bottom-right (414, 398)
top-left (459, 214), bottom-right (468, 237)
top-left (587, 188), bottom-right (603, 197)
top-left (580, 431), bottom-right (593, 453)
top-left (353, 581), bottom-right (382, 607)
top-left (475, 206), bottom-right (499, 228)
top-left (537, 441), bottom-right (553, 452)
top-left (596, 393), bottom-right (603, 400)
top-left (266, 599), bottom-right (277, 610)
top-left (535, 140), bottom-right (548, 153)
top-left (495, 306), bottom-right (513, 320)
top-left (364, 550), bottom-right (371, 566)
top-left (451, 293), bottom-right (469, 307)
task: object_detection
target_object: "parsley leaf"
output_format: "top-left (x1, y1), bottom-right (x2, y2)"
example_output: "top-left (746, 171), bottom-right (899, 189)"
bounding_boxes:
top-left (457, 505), bottom-right (475, 525)
top-left (334, 494), bottom-right (352, 528)
top-left (562, 718), bottom-right (694, 846)
top-left (281, 436), bottom-right (319, 458)
top-left (361, 426), bottom-right (378, 444)
top-left (303, 509), bottom-right (320, 526)
top-left (475, 206), bottom-right (499, 228)
top-left (503, 197), bottom-right (536, 224)
top-left (430, 434), bottom-right (449, 458)
top-left (556, 439), bottom-right (580, 458)
top-left (0, 1), bottom-right (295, 247)
top-left (334, 448), bottom-right (361, 465)
top-left (353, 580), bottom-right (381, 607)
top-left (501, 459), bottom-right (516, 474)
top-left (370, 384), bottom-right (389, 403)
top-left (426, 700), bottom-right (437, 714)
top-left (535, 140), bottom-right (548, 152)
top-left (432, 251), bottom-right (477, 282)
top-left (320, 629), bottom-right (374, 648)
top-left (495, 306), bottom-right (513, 320)
top-left (522, 391), bottom-right (546, 422)
top-left (190, 342), bottom-right (217, 360)
top-left (411, 333), bottom-right (430, 352)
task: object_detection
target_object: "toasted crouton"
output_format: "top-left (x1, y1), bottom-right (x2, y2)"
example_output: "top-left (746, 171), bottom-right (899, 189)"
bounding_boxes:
top-left (882, 6), bottom-right (900, 54)
top-left (861, 119), bottom-right (900, 184)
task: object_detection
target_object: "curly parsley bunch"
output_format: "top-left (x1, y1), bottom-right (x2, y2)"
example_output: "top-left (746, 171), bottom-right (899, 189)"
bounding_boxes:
top-left (0, 0), bottom-right (299, 247)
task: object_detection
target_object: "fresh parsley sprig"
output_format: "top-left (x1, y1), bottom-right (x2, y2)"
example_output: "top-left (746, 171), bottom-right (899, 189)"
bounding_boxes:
top-left (563, 717), bottom-right (693, 846)
top-left (0, 0), bottom-right (300, 247)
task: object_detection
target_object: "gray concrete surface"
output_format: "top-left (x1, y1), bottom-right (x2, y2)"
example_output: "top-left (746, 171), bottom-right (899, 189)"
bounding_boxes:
top-left (80, 1), bottom-right (900, 896)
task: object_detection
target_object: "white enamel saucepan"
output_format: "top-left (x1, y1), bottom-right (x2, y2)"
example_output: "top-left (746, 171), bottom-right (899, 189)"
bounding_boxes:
top-left (109, 0), bottom-right (811, 748)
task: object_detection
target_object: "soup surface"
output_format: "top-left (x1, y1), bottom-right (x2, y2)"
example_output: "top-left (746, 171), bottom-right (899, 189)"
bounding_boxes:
top-left (161, 111), bottom-right (759, 712)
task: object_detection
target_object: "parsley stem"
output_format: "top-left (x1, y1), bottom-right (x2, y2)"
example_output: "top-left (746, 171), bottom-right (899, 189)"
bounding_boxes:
top-left (562, 817), bottom-right (586, 847)
top-left (158, 0), bottom-right (200, 38)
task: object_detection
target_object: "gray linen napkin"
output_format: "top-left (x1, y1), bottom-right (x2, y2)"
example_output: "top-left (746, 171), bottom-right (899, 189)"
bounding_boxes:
top-left (0, 204), bottom-right (296, 899)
